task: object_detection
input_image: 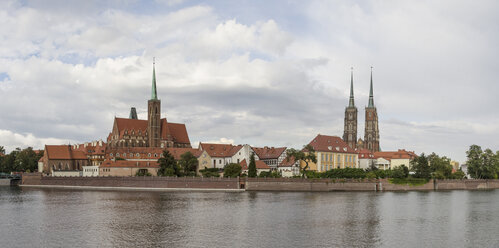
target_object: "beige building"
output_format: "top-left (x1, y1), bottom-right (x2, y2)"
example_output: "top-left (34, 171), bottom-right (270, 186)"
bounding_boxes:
top-left (374, 149), bottom-right (417, 170)
top-left (303, 134), bottom-right (359, 172)
top-left (99, 160), bottom-right (159, 176)
top-left (83, 165), bottom-right (99, 177)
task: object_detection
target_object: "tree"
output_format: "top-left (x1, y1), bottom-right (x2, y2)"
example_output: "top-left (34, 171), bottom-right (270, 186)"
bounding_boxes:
top-left (224, 163), bottom-right (242, 178)
top-left (428, 153), bottom-right (453, 179)
top-left (466, 145), bottom-right (499, 179)
top-left (286, 144), bottom-right (317, 178)
top-left (0, 146), bottom-right (5, 154)
top-left (411, 153), bottom-right (431, 179)
top-left (178, 152), bottom-right (198, 176)
top-left (14, 147), bottom-right (38, 172)
top-left (157, 150), bottom-right (178, 176)
top-left (248, 152), bottom-right (257, 178)
top-left (392, 165), bottom-right (409, 179)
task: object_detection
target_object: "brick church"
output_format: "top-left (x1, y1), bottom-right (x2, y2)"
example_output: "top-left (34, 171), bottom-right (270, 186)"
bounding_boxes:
top-left (107, 61), bottom-right (191, 149)
top-left (343, 67), bottom-right (380, 152)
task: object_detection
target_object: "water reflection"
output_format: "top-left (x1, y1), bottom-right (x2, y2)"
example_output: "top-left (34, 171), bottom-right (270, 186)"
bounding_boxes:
top-left (1, 187), bottom-right (499, 247)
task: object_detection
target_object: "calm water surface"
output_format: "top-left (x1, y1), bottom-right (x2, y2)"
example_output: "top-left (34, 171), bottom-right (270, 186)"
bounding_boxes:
top-left (1, 187), bottom-right (499, 247)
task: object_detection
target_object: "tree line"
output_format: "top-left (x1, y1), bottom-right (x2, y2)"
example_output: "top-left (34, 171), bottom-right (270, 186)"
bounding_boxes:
top-left (0, 146), bottom-right (43, 174)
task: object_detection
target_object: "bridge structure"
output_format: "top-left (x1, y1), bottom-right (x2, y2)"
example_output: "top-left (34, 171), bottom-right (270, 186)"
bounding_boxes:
top-left (0, 173), bottom-right (22, 186)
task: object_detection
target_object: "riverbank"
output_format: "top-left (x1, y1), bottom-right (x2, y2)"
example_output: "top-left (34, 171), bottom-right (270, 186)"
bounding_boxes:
top-left (20, 173), bottom-right (499, 192)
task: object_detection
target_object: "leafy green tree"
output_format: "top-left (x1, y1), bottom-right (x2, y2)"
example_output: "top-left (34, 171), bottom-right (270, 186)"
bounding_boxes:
top-left (223, 163), bottom-right (241, 178)
top-left (466, 145), bottom-right (499, 179)
top-left (0, 148), bottom-right (20, 173)
top-left (178, 152), bottom-right (198, 176)
top-left (0, 146), bottom-right (5, 154)
top-left (411, 153), bottom-right (431, 179)
top-left (428, 153), bottom-right (453, 179)
top-left (158, 150), bottom-right (179, 176)
top-left (392, 165), bottom-right (409, 179)
top-left (248, 152), bottom-right (257, 178)
top-left (286, 144), bottom-right (317, 178)
top-left (451, 170), bottom-right (466, 179)
top-left (14, 147), bottom-right (39, 172)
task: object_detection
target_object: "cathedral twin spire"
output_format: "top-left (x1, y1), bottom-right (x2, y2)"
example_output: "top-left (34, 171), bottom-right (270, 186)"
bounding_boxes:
top-left (343, 67), bottom-right (380, 152)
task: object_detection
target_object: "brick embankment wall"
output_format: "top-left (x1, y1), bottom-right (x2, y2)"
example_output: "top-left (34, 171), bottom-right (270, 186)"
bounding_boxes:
top-left (245, 178), bottom-right (377, 192)
top-left (21, 173), bottom-right (239, 190)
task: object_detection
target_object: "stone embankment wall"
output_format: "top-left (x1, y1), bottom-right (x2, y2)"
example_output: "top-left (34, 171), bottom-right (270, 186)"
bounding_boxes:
top-left (245, 178), bottom-right (499, 192)
top-left (20, 173), bottom-right (499, 192)
top-left (245, 178), bottom-right (377, 191)
top-left (21, 173), bottom-right (240, 190)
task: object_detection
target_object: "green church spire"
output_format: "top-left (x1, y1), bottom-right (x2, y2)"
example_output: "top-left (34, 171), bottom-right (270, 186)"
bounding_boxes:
top-left (368, 66), bottom-right (375, 108)
top-left (151, 57), bottom-right (158, 100)
top-left (348, 67), bottom-right (355, 108)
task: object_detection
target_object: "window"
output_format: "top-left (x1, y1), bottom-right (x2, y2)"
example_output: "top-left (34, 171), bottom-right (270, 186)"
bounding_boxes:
top-left (148, 153), bottom-right (151, 157)
top-left (154, 153), bottom-right (157, 157)
top-left (136, 153), bottom-right (139, 157)
top-left (110, 153), bottom-right (113, 157)
top-left (116, 153), bottom-right (120, 157)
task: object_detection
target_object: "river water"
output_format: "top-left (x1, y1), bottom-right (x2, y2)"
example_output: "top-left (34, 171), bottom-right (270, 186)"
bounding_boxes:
top-left (1, 187), bottom-right (499, 248)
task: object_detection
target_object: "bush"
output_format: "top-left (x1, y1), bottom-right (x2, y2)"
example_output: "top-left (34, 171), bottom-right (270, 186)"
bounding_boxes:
top-left (392, 165), bottom-right (409, 179)
top-left (135, 170), bottom-right (152, 176)
top-left (200, 168), bottom-right (220, 177)
top-left (224, 163), bottom-right (242, 178)
top-left (258, 170), bottom-right (282, 178)
top-left (451, 170), bottom-right (466, 179)
top-left (323, 168), bottom-right (366, 179)
top-left (366, 171), bottom-right (377, 179)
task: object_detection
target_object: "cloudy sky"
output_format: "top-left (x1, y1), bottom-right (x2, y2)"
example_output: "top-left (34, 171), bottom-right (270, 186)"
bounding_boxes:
top-left (1, 0), bottom-right (498, 162)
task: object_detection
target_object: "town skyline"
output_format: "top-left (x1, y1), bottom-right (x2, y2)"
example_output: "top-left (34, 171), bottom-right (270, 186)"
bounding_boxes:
top-left (1, 1), bottom-right (499, 163)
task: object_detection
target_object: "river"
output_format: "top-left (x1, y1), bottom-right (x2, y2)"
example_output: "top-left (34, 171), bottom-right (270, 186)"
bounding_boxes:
top-left (1, 186), bottom-right (499, 247)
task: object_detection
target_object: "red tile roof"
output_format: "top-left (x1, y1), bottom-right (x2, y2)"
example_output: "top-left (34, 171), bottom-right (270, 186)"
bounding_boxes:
top-left (100, 160), bottom-right (159, 168)
top-left (199, 143), bottom-right (237, 157)
top-left (113, 117), bottom-right (190, 145)
top-left (73, 142), bottom-right (107, 155)
top-left (357, 148), bottom-right (375, 159)
top-left (374, 149), bottom-right (417, 160)
top-left (45, 145), bottom-right (88, 160)
top-left (307, 134), bottom-right (356, 154)
top-left (252, 146), bottom-right (287, 159)
top-left (278, 156), bottom-right (297, 167)
top-left (240, 159), bottom-right (270, 170)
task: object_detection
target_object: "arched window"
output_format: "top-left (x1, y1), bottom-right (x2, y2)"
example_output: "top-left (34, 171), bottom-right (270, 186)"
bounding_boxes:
top-left (148, 153), bottom-right (151, 157)
top-left (116, 153), bottom-right (120, 157)
top-left (154, 153), bottom-right (157, 157)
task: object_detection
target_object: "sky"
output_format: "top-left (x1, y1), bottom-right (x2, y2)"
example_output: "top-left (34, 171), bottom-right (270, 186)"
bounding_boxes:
top-left (1, 0), bottom-right (499, 163)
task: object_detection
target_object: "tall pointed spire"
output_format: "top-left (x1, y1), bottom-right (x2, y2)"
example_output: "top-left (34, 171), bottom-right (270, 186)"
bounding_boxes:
top-left (368, 66), bottom-right (374, 108)
top-left (348, 67), bottom-right (355, 107)
top-left (151, 57), bottom-right (158, 100)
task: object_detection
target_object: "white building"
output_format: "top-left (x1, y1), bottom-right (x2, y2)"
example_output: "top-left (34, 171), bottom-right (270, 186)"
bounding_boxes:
top-left (278, 156), bottom-right (300, 177)
top-left (83, 165), bottom-right (99, 177)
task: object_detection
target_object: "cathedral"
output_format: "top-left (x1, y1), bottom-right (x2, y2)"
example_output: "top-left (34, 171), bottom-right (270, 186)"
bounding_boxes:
top-left (107, 61), bottom-right (191, 149)
top-left (343, 67), bottom-right (380, 152)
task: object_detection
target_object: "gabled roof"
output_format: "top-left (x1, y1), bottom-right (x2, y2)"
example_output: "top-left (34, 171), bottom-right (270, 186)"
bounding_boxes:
top-left (240, 159), bottom-right (270, 170)
top-left (307, 134), bottom-right (356, 154)
top-left (279, 156), bottom-right (297, 167)
top-left (199, 143), bottom-right (235, 157)
top-left (357, 148), bottom-right (375, 159)
top-left (252, 146), bottom-right (286, 159)
top-left (45, 145), bottom-right (87, 160)
top-left (112, 117), bottom-right (191, 145)
top-left (374, 149), bottom-right (417, 160)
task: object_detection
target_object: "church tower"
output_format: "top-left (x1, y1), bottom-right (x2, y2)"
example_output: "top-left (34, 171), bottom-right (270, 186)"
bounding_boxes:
top-left (364, 67), bottom-right (380, 152)
top-left (148, 59), bottom-right (161, 147)
top-left (343, 68), bottom-right (358, 149)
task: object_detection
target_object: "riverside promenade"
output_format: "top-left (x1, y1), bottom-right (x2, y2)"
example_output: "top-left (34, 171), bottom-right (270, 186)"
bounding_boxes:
top-left (20, 173), bottom-right (499, 192)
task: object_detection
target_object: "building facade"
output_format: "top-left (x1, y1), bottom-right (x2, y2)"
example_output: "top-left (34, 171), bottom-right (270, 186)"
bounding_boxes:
top-left (252, 146), bottom-right (287, 170)
top-left (107, 61), bottom-right (191, 149)
top-left (41, 145), bottom-right (89, 175)
top-left (303, 134), bottom-right (359, 172)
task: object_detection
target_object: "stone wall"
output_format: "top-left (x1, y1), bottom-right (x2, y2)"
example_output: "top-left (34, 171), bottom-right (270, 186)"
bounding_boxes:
top-left (22, 173), bottom-right (239, 190)
top-left (245, 178), bottom-right (377, 192)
